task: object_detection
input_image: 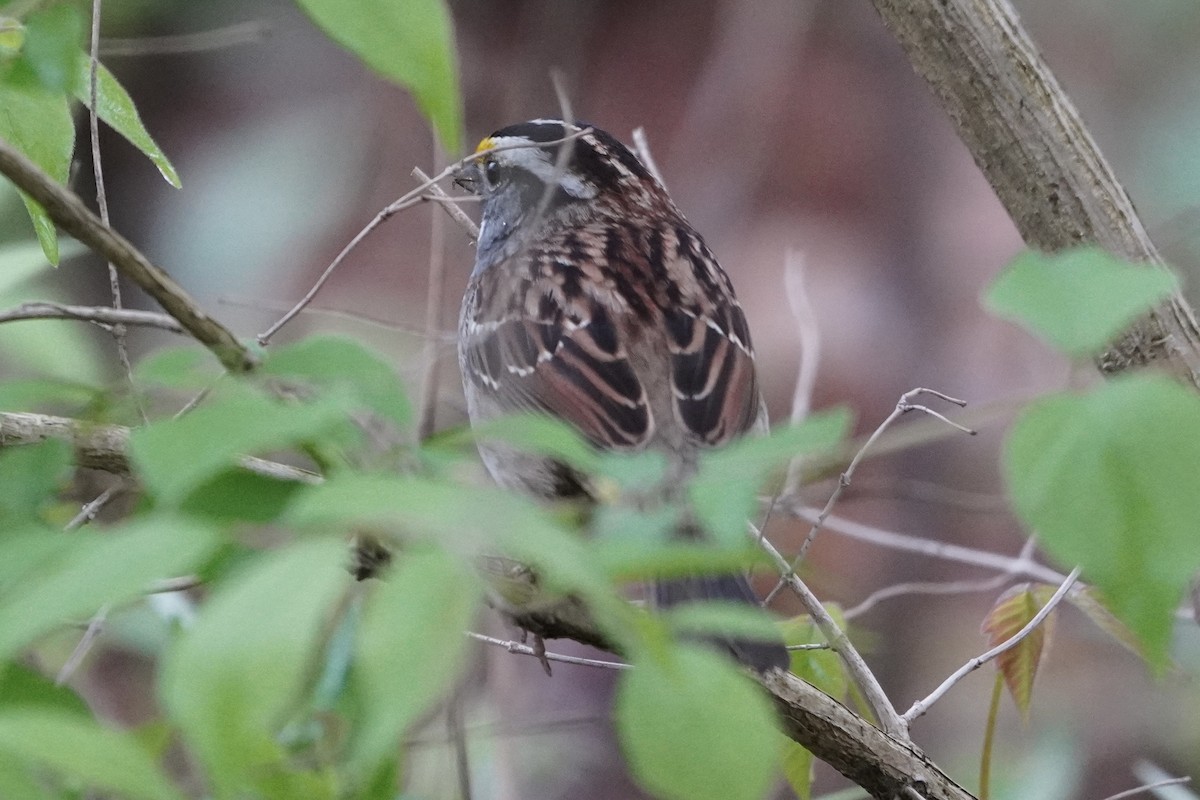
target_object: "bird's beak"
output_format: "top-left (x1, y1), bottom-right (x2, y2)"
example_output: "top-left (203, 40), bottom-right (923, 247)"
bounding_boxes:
top-left (453, 161), bottom-right (481, 194)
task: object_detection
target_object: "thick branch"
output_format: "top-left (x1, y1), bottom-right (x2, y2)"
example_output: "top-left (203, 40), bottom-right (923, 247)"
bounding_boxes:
top-left (0, 138), bottom-right (256, 373)
top-left (0, 411), bottom-right (318, 483)
top-left (869, 0), bottom-right (1200, 387)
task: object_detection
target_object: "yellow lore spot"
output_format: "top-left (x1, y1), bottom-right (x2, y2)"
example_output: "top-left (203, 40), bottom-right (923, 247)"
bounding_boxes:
top-left (474, 136), bottom-right (495, 155)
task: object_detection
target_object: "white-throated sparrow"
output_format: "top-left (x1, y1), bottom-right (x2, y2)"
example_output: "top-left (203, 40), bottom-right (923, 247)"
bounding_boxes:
top-left (456, 120), bottom-right (787, 672)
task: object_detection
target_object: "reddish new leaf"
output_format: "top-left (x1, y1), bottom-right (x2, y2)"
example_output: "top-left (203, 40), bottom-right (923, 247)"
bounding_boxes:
top-left (980, 583), bottom-right (1057, 721)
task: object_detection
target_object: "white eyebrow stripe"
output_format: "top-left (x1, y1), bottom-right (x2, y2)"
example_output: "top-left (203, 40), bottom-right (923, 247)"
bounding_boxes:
top-left (488, 136), bottom-right (599, 200)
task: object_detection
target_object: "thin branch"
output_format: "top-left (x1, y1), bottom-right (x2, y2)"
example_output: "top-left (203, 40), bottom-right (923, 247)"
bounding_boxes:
top-left (64, 483), bottom-right (123, 531)
top-left (755, 529), bottom-right (907, 739)
top-left (0, 139), bottom-right (255, 373)
top-left (630, 127), bottom-right (667, 189)
top-left (56, 604), bottom-right (109, 685)
top-left (256, 129), bottom-right (590, 345)
top-left (843, 573), bottom-right (1012, 620)
top-left (99, 19), bottom-right (271, 57)
top-left (902, 566), bottom-right (1081, 724)
top-left (765, 388), bottom-right (973, 605)
top-left (415, 164), bottom-right (449, 441)
top-left (414, 168), bottom-right (480, 238)
top-left (787, 503), bottom-right (1069, 586)
top-left (1100, 776), bottom-right (1192, 800)
top-left (466, 632), bottom-right (630, 670)
top-left (0, 301), bottom-right (186, 333)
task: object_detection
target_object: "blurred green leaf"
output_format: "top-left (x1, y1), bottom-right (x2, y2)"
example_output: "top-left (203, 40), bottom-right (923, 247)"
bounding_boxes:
top-left (781, 738), bottom-right (814, 800)
top-left (0, 239), bottom-right (83, 288)
top-left (160, 538), bottom-right (346, 799)
top-left (617, 645), bottom-right (778, 800)
top-left (691, 408), bottom-right (851, 545)
top-left (984, 248), bottom-right (1177, 356)
top-left (130, 384), bottom-right (349, 505)
top-left (590, 537), bottom-right (769, 584)
top-left (0, 378), bottom-right (98, 412)
top-left (1005, 375), bottom-right (1200, 669)
top-left (0, 710), bottom-right (183, 800)
top-left (0, 439), bottom-right (70, 524)
top-left (7, 4), bottom-right (82, 92)
top-left (292, 0), bottom-right (461, 152)
top-left (661, 601), bottom-right (783, 643)
top-left (72, 57), bottom-right (180, 187)
top-left (263, 335), bottom-right (412, 431)
top-left (0, 516), bottom-right (220, 662)
top-left (437, 412), bottom-right (600, 473)
top-left (133, 345), bottom-right (219, 389)
top-left (0, 752), bottom-right (46, 800)
top-left (286, 473), bottom-right (637, 647)
top-left (0, 17), bottom-right (23, 55)
top-left (348, 547), bottom-right (479, 776)
top-left (0, 663), bottom-right (89, 716)
top-left (781, 610), bottom-right (848, 700)
top-left (0, 83), bottom-right (74, 264)
top-left (180, 468), bottom-right (307, 524)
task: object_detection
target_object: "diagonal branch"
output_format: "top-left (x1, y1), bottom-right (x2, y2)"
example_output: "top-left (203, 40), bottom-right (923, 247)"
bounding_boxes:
top-left (0, 138), bottom-right (256, 373)
top-left (868, 0), bottom-right (1200, 387)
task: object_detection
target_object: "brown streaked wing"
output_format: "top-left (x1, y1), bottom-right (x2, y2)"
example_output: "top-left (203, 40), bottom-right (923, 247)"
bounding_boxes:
top-left (664, 301), bottom-right (762, 446)
top-left (464, 289), bottom-right (654, 449)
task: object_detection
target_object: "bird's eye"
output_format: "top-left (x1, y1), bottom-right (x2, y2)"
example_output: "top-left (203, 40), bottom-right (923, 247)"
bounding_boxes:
top-left (483, 158), bottom-right (501, 187)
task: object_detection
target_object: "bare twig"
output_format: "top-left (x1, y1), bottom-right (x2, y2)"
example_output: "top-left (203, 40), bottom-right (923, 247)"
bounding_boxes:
top-left (256, 129), bottom-right (589, 345)
top-left (1100, 776), bottom-right (1192, 800)
top-left (56, 604), bottom-right (109, 685)
top-left (765, 389), bottom-right (973, 605)
top-left (754, 529), bottom-right (907, 739)
top-left (466, 631), bottom-right (630, 670)
top-left (415, 163), bottom-right (449, 440)
top-left (902, 566), bottom-right (1081, 724)
top-left (64, 484), bottom-right (123, 531)
top-left (99, 19), bottom-right (271, 56)
top-left (415, 167), bottom-right (480, 239)
top-left (631, 127), bottom-right (667, 189)
top-left (0, 301), bottom-right (186, 333)
top-left (843, 573), bottom-right (1012, 621)
top-left (0, 139), bottom-right (255, 372)
top-left (787, 503), bottom-right (1068, 586)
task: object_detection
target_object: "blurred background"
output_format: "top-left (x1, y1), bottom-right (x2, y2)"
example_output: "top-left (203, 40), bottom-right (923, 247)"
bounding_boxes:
top-left (3, 0), bottom-right (1200, 797)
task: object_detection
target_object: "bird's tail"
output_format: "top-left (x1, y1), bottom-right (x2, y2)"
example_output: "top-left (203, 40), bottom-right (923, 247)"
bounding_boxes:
top-left (654, 573), bottom-right (790, 672)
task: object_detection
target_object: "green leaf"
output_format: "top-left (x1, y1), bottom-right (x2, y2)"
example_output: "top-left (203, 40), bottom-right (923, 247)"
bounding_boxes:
top-left (130, 384), bottom-right (349, 505)
top-left (0, 663), bottom-right (90, 717)
top-left (0, 516), bottom-right (220, 661)
top-left (159, 539), bottom-right (346, 799)
top-left (780, 610), bottom-right (848, 700)
top-left (132, 345), bottom-right (219, 388)
top-left (0, 83), bottom-right (74, 264)
top-left (286, 473), bottom-right (637, 647)
top-left (8, 4), bottom-right (83, 92)
top-left (293, 0), bottom-right (462, 152)
top-left (0, 439), bottom-right (71, 525)
top-left (617, 645), bottom-right (778, 800)
top-left (984, 248), bottom-right (1178, 356)
top-left (781, 738), bottom-right (814, 800)
top-left (0, 710), bottom-right (184, 800)
top-left (73, 57), bottom-right (180, 187)
top-left (263, 335), bottom-right (412, 431)
top-left (348, 547), bottom-right (479, 776)
top-left (1004, 375), bottom-right (1200, 669)
top-left (691, 409), bottom-right (851, 545)
top-left (180, 468), bottom-right (307, 524)
top-left (437, 413), bottom-right (600, 473)
top-left (661, 601), bottom-right (783, 643)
